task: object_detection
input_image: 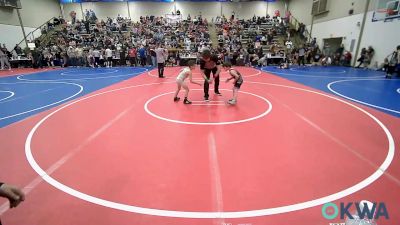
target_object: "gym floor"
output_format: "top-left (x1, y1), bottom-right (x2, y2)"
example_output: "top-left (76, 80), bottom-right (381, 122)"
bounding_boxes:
top-left (0, 66), bottom-right (399, 225)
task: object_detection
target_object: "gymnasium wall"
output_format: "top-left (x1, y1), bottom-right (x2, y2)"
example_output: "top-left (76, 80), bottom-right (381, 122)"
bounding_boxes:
top-left (0, 0), bottom-right (61, 27)
top-left (288, 0), bottom-right (378, 25)
top-left (0, 0), bottom-right (60, 50)
top-left (61, 1), bottom-right (286, 21)
top-left (306, 11), bottom-right (400, 65)
top-left (289, 0), bottom-right (399, 65)
top-left (355, 12), bottom-right (399, 65)
top-left (0, 24), bottom-right (40, 49)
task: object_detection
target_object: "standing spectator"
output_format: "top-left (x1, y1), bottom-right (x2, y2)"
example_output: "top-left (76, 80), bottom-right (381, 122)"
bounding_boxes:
top-left (70, 11), bottom-right (77, 25)
top-left (0, 47), bottom-right (11, 70)
top-left (67, 46), bottom-right (76, 67)
top-left (93, 48), bottom-right (101, 67)
top-left (105, 46), bottom-right (113, 68)
top-left (138, 45), bottom-right (147, 66)
top-left (363, 46), bottom-right (375, 69)
top-left (129, 46), bottom-right (137, 66)
top-left (32, 48), bottom-right (43, 69)
top-left (150, 46), bottom-right (157, 66)
top-left (87, 48), bottom-right (94, 68)
top-left (336, 44), bottom-right (345, 56)
top-left (298, 45), bottom-right (306, 66)
top-left (120, 45), bottom-right (126, 66)
top-left (84, 20), bottom-right (90, 34)
top-left (310, 38), bottom-right (317, 47)
top-left (356, 48), bottom-right (367, 68)
top-left (76, 45), bottom-right (83, 67)
top-left (155, 44), bottom-right (167, 78)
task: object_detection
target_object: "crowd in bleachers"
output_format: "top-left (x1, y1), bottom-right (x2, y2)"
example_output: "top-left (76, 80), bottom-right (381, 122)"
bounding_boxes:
top-left (212, 12), bottom-right (289, 67)
top-left (286, 42), bottom-right (353, 67)
top-left (9, 10), bottom-right (212, 69)
top-left (1, 8), bottom-right (399, 78)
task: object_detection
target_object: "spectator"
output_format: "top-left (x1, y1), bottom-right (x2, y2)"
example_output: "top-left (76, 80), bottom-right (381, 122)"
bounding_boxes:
top-left (311, 38), bottom-right (317, 47)
top-left (298, 45), bottom-right (306, 66)
top-left (138, 45), bottom-right (147, 66)
top-left (93, 48), bottom-right (101, 67)
top-left (129, 46), bottom-right (137, 66)
top-left (0, 46), bottom-right (11, 70)
top-left (321, 55), bottom-right (332, 66)
top-left (356, 48), bottom-right (367, 68)
top-left (0, 182), bottom-right (25, 224)
top-left (14, 44), bottom-right (23, 56)
top-left (150, 45), bottom-right (157, 66)
top-left (363, 46), bottom-right (375, 68)
top-left (386, 45), bottom-right (400, 78)
top-left (155, 44), bottom-right (167, 78)
top-left (67, 46), bottom-right (76, 67)
top-left (105, 46), bottom-right (113, 68)
top-left (76, 45), bottom-right (83, 67)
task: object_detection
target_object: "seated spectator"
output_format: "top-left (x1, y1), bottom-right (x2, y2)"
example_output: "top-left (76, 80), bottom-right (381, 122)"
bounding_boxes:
top-left (385, 45), bottom-right (400, 78)
top-left (321, 55), bottom-right (332, 66)
top-left (341, 51), bottom-right (352, 67)
top-left (14, 44), bottom-right (23, 56)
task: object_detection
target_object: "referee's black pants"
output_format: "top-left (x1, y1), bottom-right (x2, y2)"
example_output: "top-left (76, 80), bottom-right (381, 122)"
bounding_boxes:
top-left (203, 67), bottom-right (220, 99)
top-left (158, 63), bottom-right (164, 77)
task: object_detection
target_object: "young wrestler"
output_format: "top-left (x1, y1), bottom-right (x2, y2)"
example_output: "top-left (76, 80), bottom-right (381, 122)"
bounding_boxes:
top-left (173, 60), bottom-right (202, 104)
top-left (223, 62), bottom-right (243, 105)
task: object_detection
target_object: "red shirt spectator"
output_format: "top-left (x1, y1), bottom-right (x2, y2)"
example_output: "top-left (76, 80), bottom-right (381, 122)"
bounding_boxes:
top-left (129, 48), bottom-right (137, 58)
top-left (274, 10), bottom-right (280, 18)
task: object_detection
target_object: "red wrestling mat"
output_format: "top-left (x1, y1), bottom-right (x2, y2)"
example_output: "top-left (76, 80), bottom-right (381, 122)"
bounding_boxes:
top-left (0, 68), bottom-right (58, 77)
top-left (1, 66), bottom-right (399, 225)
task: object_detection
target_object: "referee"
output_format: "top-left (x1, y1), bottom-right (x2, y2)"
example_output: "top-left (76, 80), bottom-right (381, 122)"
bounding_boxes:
top-left (200, 49), bottom-right (222, 101)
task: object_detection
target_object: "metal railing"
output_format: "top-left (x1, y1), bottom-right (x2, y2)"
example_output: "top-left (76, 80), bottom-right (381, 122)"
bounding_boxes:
top-left (288, 14), bottom-right (312, 42)
top-left (13, 17), bottom-right (59, 52)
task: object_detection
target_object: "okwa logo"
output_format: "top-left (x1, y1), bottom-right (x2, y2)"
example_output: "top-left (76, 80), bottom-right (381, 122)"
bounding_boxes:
top-left (322, 201), bottom-right (389, 220)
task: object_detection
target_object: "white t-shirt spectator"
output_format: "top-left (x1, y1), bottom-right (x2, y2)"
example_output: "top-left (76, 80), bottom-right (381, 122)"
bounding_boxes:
top-left (93, 50), bottom-right (100, 58)
top-left (155, 47), bottom-right (166, 64)
top-left (299, 48), bottom-right (305, 57)
top-left (105, 48), bottom-right (113, 58)
top-left (116, 43), bottom-right (122, 51)
top-left (76, 47), bottom-right (83, 58)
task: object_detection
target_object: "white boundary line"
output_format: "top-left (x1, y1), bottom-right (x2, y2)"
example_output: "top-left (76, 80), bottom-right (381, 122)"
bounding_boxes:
top-left (327, 78), bottom-right (400, 114)
top-left (192, 104), bottom-right (226, 106)
top-left (17, 68), bottom-right (148, 82)
top-left (208, 132), bottom-right (225, 225)
top-left (144, 89), bottom-right (272, 125)
top-left (192, 100), bottom-right (224, 103)
top-left (0, 90), bottom-right (15, 102)
top-left (290, 68), bottom-right (346, 74)
top-left (261, 68), bottom-right (385, 79)
top-left (147, 67), bottom-right (261, 80)
top-left (0, 88), bottom-right (58, 104)
top-left (23, 81), bottom-right (395, 218)
top-left (60, 69), bottom-right (119, 76)
top-left (0, 81), bottom-right (83, 121)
